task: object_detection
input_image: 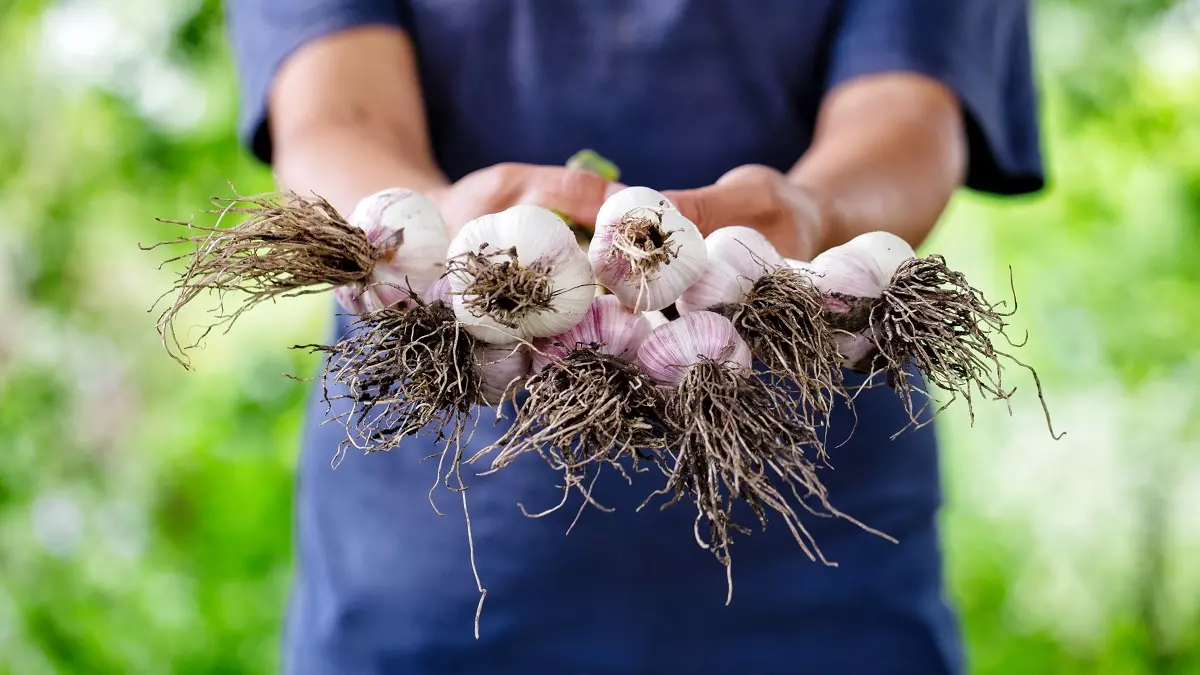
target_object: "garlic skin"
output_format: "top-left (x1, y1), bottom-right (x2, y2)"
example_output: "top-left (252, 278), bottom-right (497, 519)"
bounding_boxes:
top-left (589, 187), bottom-right (707, 312)
top-left (423, 274), bottom-right (452, 305)
top-left (347, 188), bottom-right (451, 310)
top-left (530, 295), bottom-right (651, 373)
top-left (676, 226), bottom-right (784, 314)
top-left (333, 285), bottom-right (367, 314)
top-left (637, 311), bottom-right (753, 387)
top-left (446, 205), bottom-right (595, 345)
top-left (834, 330), bottom-right (878, 369)
top-left (475, 343), bottom-right (531, 405)
top-left (807, 231), bottom-right (916, 299)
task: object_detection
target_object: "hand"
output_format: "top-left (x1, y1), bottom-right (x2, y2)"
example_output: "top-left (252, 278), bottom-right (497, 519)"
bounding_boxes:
top-left (428, 162), bottom-right (622, 237)
top-left (663, 165), bottom-right (826, 261)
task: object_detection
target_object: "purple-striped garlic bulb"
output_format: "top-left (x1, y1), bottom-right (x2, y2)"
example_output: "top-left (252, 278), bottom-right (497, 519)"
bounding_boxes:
top-left (532, 295), bottom-right (651, 372)
top-left (637, 311), bottom-right (752, 387)
top-left (676, 225), bottom-right (784, 314)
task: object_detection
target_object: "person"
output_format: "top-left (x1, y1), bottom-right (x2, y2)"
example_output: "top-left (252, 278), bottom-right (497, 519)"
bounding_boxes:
top-left (225, 1), bottom-right (1043, 673)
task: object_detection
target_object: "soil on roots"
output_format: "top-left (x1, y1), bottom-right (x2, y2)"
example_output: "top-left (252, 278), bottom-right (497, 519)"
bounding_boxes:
top-left (605, 209), bottom-right (680, 308)
top-left (309, 298), bottom-right (482, 464)
top-left (642, 360), bottom-right (893, 602)
top-left (869, 255), bottom-right (1062, 439)
top-left (448, 247), bottom-right (554, 329)
top-left (612, 209), bottom-right (676, 272)
top-left (720, 267), bottom-right (846, 441)
top-left (145, 190), bottom-right (383, 367)
top-left (479, 350), bottom-right (670, 521)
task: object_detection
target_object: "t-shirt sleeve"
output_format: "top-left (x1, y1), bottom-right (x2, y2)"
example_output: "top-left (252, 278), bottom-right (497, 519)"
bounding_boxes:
top-left (224, 0), bottom-right (410, 164)
top-left (825, 0), bottom-right (1044, 195)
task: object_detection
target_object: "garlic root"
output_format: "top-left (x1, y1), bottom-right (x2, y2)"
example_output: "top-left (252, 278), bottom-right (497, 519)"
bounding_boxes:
top-left (720, 266), bottom-right (846, 441)
top-left (306, 295), bottom-right (481, 466)
top-left (865, 255), bottom-right (1062, 439)
top-left (642, 358), bottom-right (895, 603)
top-left (147, 190), bottom-right (380, 367)
top-left (479, 350), bottom-right (670, 519)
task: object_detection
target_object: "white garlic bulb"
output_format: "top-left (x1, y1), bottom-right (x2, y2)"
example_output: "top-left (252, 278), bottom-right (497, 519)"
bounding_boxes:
top-left (637, 311), bottom-right (753, 387)
top-left (531, 295), bottom-right (651, 373)
top-left (676, 225), bottom-right (784, 314)
top-left (475, 343), bottom-right (531, 405)
top-left (589, 186), bottom-right (707, 312)
top-left (344, 187), bottom-right (451, 311)
top-left (807, 231), bottom-right (915, 299)
top-left (446, 205), bottom-right (594, 345)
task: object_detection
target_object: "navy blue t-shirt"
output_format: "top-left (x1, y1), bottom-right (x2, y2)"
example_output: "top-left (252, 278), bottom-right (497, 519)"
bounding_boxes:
top-left (226, 2), bottom-right (1043, 674)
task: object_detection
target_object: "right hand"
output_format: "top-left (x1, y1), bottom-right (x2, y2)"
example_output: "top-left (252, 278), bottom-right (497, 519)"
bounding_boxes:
top-left (429, 163), bottom-right (623, 237)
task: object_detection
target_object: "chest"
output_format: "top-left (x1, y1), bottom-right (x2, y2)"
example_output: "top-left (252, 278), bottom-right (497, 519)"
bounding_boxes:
top-left (406, 0), bottom-right (841, 186)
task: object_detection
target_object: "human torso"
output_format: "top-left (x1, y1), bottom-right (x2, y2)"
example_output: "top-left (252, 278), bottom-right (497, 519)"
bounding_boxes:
top-left (408, 0), bottom-right (838, 186)
top-left (287, 2), bottom-right (959, 673)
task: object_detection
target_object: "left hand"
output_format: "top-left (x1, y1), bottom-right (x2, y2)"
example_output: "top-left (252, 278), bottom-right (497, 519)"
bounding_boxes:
top-left (663, 165), bottom-right (826, 261)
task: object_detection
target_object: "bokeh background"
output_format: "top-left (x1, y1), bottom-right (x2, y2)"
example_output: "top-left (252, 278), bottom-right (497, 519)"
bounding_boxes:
top-left (1, 0), bottom-right (1198, 673)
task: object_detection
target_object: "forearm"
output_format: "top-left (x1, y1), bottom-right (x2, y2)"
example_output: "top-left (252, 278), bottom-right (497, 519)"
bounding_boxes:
top-left (274, 122), bottom-right (448, 218)
top-left (267, 26), bottom-right (446, 219)
top-left (788, 73), bottom-right (967, 254)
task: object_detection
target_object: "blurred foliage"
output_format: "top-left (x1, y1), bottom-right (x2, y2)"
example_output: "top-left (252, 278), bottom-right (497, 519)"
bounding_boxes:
top-left (0, 0), bottom-right (1198, 673)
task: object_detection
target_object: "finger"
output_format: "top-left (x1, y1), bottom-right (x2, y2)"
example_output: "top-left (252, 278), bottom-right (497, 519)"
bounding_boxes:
top-left (520, 167), bottom-right (614, 226)
top-left (434, 163), bottom-right (526, 231)
top-left (663, 182), bottom-right (768, 235)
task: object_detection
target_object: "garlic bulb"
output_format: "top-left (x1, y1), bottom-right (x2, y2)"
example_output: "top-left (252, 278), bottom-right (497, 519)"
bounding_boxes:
top-left (589, 186), bottom-right (707, 312)
top-left (346, 187), bottom-right (451, 310)
top-left (637, 311), bottom-right (753, 387)
top-left (475, 343), bottom-right (531, 405)
top-left (806, 231), bottom-right (915, 299)
top-left (446, 205), bottom-right (594, 345)
top-left (531, 295), bottom-right (651, 373)
top-left (676, 226), bottom-right (784, 314)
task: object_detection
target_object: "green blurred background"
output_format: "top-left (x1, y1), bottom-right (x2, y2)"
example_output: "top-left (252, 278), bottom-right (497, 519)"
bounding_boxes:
top-left (1, 0), bottom-right (1198, 673)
